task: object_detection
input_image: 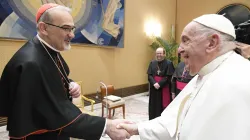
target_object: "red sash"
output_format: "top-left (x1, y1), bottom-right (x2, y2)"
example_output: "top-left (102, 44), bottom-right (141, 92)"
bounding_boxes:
top-left (154, 76), bottom-right (171, 108)
top-left (176, 81), bottom-right (188, 90)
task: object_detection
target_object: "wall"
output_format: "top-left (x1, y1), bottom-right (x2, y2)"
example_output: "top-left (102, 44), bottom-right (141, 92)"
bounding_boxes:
top-left (0, 0), bottom-right (176, 94)
top-left (113, 0), bottom-right (176, 88)
top-left (176, 0), bottom-right (250, 42)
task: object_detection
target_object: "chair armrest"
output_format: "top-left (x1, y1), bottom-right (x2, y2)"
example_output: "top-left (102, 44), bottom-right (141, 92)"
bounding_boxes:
top-left (81, 95), bottom-right (95, 111)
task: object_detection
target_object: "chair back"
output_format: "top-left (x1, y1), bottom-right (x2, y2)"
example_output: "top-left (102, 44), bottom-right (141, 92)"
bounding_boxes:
top-left (100, 85), bottom-right (114, 99)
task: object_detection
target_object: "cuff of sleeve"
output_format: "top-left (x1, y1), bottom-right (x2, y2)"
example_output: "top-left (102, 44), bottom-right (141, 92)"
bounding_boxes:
top-left (101, 119), bottom-right (107, 137)
top-left (138, 118), bottom-right (172, 139)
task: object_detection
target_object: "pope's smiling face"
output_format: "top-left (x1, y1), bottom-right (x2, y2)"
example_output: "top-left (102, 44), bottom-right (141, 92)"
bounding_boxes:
top-left (178, 22), bottom-right (211, 76)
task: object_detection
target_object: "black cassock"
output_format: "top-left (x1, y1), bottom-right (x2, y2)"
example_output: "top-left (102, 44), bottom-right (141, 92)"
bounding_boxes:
top-left (147, 59), bottom-right (175, 120)
top-left (171, 62), bottom-right (193, 96)
top-left (0, 37), bottom-right (105, 140)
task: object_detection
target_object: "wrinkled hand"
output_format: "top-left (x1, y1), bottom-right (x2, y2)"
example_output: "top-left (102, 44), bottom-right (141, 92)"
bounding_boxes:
top-left (69, 82), bottom-right (80, 98)
top-left (117, 122), bottom-right (139, 136)
top-left (105, 119), bottom-right (131, 140)
top-left (154, 83), bottom-right (160, 89)
top-left (235, 42), bottom-right (250, 59)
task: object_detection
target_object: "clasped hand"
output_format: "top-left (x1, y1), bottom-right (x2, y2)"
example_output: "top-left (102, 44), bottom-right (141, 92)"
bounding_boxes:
top-left (154, 83), bottom-right (160, 89)
top-left (105, 119), bottom-right (138, 140)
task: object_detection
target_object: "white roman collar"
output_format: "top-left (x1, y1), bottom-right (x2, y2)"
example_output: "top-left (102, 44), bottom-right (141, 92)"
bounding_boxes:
top-left (36, 34), bottom-right (60, 52)
top-left (198, 51), bottom-right (234, 76)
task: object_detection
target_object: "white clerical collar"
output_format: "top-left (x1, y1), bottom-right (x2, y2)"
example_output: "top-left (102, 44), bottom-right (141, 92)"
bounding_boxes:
top-left (36, 34), bottom-right (60, 52)
top-left (198, 51), bottom-right (234, 76)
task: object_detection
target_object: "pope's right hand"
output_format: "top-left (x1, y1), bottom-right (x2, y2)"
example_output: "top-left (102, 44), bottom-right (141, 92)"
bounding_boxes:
top-left (117, 122), bottom-right (139, 136)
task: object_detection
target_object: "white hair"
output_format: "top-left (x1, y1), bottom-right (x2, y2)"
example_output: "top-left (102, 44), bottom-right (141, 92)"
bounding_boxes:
top-left (194, 22), bottom-right (235, 54)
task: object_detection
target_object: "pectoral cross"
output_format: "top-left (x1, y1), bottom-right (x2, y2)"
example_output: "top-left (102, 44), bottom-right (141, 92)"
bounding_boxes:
top-left (157, 70), bottom-right (161, 75)
top-left (157, 64), bottom-right (161, 75)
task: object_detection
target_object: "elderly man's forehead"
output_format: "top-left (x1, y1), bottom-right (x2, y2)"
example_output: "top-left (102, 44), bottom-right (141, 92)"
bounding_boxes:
top-left (48, 9), bottom-right (72, 22)
top-left (156, 48), bottom-right (164, 53)
top-left (183, 22), bottom-right (199, 34)
top-left (48, 8), bottom-right (64, 16)
top-left (181, 22), bottom-right (204, 40)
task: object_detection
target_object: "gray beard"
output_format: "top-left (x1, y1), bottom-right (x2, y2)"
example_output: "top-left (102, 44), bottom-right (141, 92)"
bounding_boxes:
top-left (64, 44), bottom-right (71, 51)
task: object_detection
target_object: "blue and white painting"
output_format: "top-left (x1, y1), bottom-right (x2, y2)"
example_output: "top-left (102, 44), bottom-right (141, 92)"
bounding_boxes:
top-left (0, 0), bottom-right (125, 48)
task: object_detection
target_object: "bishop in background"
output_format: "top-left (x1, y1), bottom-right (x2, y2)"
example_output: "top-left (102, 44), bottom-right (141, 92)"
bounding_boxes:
top-left (147, 47), bottom-right (175, 120)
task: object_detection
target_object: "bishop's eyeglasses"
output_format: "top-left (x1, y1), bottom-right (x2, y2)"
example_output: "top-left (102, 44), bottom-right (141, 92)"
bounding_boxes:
top-left (44, 22), bottom-right (76, 33)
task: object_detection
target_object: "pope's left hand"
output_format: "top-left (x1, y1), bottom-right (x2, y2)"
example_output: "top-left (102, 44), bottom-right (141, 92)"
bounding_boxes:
top-left (69, 82), bottom-right (81, 98)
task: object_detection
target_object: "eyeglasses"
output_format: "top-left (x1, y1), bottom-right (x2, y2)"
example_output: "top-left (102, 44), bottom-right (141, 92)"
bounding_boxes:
top-left (44, 22), bottom-right (76, 33)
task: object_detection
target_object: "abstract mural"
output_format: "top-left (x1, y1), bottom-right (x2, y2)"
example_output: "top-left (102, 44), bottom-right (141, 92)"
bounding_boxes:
top-left (0, 0), bottom-right (125, 48)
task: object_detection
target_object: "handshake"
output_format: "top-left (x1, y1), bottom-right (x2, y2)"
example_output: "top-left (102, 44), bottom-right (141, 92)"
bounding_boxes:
top-left (105, 119), bottom-right (139, 140)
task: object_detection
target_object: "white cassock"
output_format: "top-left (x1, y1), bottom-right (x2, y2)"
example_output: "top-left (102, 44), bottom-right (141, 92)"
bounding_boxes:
top-left (138, 51), bottom-right (250, 140)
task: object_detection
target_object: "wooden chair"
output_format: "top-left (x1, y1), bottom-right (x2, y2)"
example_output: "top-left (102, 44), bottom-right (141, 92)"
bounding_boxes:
top-left (0, 117), bottom-right (7, 126)
top-left (72, 81), bottom-right (96, 116)
top-left (100, 85), bottom-right (125, 119)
